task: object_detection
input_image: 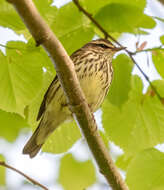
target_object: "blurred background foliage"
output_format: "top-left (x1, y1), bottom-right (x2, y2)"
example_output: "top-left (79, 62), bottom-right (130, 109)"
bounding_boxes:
top-left (0, 0), bottom-right (164, 189)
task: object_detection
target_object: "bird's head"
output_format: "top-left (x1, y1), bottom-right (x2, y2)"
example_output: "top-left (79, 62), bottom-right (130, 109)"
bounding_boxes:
top-left (83, 38), bottom-right (125, 59)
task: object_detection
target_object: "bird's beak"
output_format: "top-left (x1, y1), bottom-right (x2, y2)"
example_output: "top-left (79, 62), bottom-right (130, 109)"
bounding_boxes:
top-left (112, 46), bottom-right (126, 52)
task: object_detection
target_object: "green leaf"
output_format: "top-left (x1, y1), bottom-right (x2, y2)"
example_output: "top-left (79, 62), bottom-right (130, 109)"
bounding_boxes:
top-left (0, 41), bottom-right (45, 115)
top-left (0, 155), bottom-right (5, 186)
top-left (22, 39), bottom-right (55, 125)
top-left (26, 38), bottom-right (55, 71)
top-left (0, 109), bottom-right (28, 141)
top-left (80, 0), bottom-right (146, 14)
top-left (33, 0), bottom-right (58, 26)
top-left (26, 71), bottom-right (55, 126)
top-left (126, 149), bottom-right (164, 190)
top-left (160, 35), bottom-right (164, 44)
top-left (102, 77), bottom-right (164, 157)
top-left (0, 0), bottom-right (58, 38)
top-left (116, 154), bottom-right (133, 170)
top-left (59, 154), bottom-right (96, 190)
top-left (0, 0), bottom-right (25, 32)
top-left (52, 2), bottom-right (94, 54)
top-left (108, 54), bottom-right (133, 107)
top-left (152, 50), bottom-right (164, 78)
top-left (94, 3), bottom-right (155, 34)
top-left (80, 0), bottom-right (112, 14)
top-left (42, 121), bottom-right (81, 154)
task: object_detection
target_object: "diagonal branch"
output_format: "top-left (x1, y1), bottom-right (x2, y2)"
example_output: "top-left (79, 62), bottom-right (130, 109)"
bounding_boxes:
top-left (73, 0), bottom-right (162, 100)
top-left (7, 0), bottom-right (129, 190)
top-left (0, 161), bottom-right (48, 190)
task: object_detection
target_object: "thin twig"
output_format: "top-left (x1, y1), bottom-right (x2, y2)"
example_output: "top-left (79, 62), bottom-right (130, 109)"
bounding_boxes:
top-left (73, 0), bottom-right (162, 100)
top-left (131, 46), bottom-right (164, 55)
top-left (0, 161), bottom-right (49, 190)
top-left (0, 43), bottom-right (27, 51)
top-left (128, 51), bottom-right (162, 99)
top-left (0, 43), bottom-right (14, 49)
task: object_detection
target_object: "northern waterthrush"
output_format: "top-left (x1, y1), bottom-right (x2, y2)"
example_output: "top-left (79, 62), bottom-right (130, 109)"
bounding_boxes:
top-left (23, 39), bottom-right (123, 158)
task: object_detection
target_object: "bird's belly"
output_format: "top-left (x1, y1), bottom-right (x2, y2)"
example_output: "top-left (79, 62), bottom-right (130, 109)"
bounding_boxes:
top-left (79, 73), bottom-right (110, 112)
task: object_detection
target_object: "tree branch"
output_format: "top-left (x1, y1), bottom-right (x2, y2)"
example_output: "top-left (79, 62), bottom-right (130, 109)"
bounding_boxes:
top-left (7, 0), bottom-right (128, 190)
top-left (73, 0), bottom-right (162, 100)
top-left (0, 161), bottom-right (49, 190)
top-left (158, 0), bottom-right (164, 5)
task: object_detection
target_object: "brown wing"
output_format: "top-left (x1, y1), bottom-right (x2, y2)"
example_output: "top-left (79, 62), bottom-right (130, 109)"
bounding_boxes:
top-left (37, 75), bottom-right (58, 121)
top-left (37, 48), bottom-right (83, 121)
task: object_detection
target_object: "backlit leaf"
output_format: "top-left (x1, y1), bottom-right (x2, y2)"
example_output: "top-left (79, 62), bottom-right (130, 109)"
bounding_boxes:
top-left (126, 149), bottom-right (164, 190)
top-left (108, 54), bottom-right (133, 107)
top-left (103, 77), bottom-right (164, 157)
top-left (95, 3), bottom-right (155, 34)
top-left (43, 121), bottom-right (81, 154)
top-left (59, 154), bottom-right (96, 190)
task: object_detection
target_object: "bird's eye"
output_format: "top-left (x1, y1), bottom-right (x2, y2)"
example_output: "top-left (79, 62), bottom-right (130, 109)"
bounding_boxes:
top-left (99, 44), bottom-right (109, 49)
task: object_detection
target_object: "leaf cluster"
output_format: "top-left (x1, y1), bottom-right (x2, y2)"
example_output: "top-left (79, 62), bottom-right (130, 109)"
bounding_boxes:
top-left (0, 0), bottom-right (164, 189)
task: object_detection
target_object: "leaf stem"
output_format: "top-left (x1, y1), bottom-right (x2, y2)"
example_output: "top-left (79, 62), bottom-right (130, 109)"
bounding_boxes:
top-left (0, 161), bottom-right (49, 190)
top-left (131, 46), bottom-right (164, 55)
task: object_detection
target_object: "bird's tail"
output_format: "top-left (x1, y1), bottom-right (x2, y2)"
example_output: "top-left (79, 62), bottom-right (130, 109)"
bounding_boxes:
top-left (23, 117), bottom-right (52, 158)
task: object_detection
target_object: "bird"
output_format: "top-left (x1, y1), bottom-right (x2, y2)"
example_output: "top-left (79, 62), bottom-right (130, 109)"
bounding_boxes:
top-left (23, 38), bottom-right (124, 158)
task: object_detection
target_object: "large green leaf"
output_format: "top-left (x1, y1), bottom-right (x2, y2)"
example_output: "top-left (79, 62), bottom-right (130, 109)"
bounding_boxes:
top-left (0, 0), bottom-right (25, 32)
top-left (59, 154), bottom-right (96, 190)
top-left (94, 3), bottom-right (155, 34)
top-left (152, 50), bottom-right (164, 78)
top-left (0, 0), bottom-right (58, 38)
top-left (26, 38), bottom-right (55, 71)
top-left (126, 149), bottom-right (164, 190)
top-left (0, 109), bottom-right (28, 141)
top-left (52, 2), bottom-right (94, 54)
top-left (0, 41), bottom-right (45, 115)
top-left (23, 39), bottom-right (55, 125)
top-left (77, 0), bottom-right (147, 37)
top-left (102, 76), bottom-right (164, 157)
top-left (42, 121), bottom-right (81, 154)
top-left (108, 54), bottom-right (133, 107)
